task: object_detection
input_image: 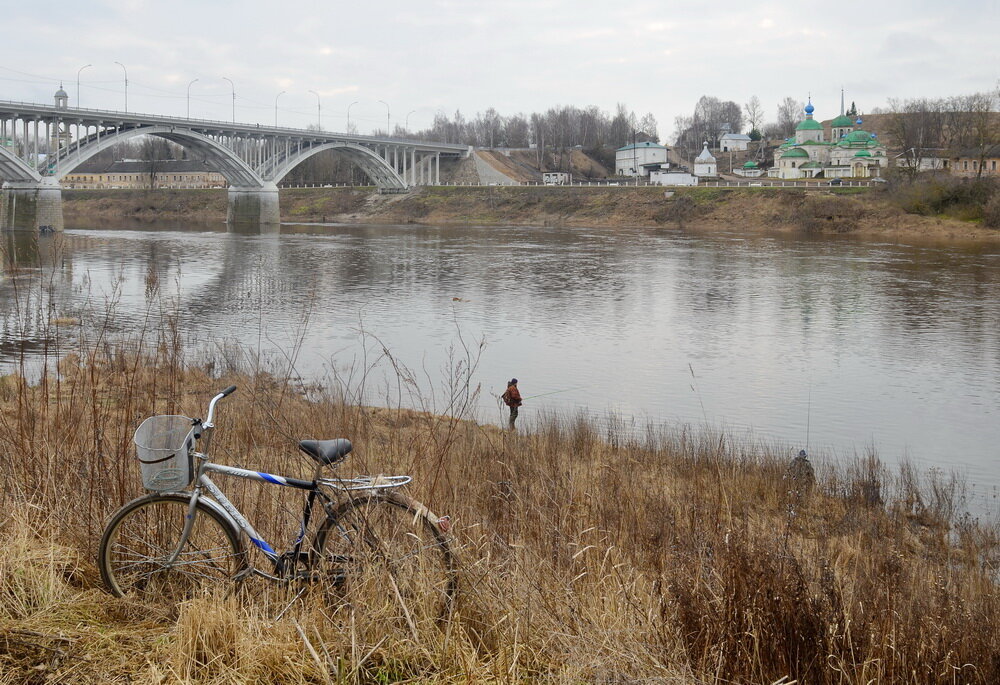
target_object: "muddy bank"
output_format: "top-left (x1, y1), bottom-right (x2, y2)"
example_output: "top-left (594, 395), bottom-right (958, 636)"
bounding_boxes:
top-left (62, 187), bottom-right (1000, 242)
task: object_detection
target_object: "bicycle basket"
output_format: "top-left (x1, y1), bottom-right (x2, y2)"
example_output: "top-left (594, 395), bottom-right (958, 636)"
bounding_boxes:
top-left (134, 415), bottom-right (196, 491)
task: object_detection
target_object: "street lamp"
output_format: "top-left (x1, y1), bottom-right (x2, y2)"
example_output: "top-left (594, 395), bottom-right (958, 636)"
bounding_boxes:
top-left (114, 61), bottom-right (128, 111)
top-left (186, 78), bottom-right (199, 119)
top-left (308, 89), bottom-right (321, 130)
top-left (347, 101), bottom-right (359, 132)
top-left (76, 64), bottom-right (91, 108)
top-left (274, 91), bottom-right (286, 127)
top-left (222, 77), bottom-right (235, 123)
top-left (378, 100), bottom-right (390, 135)
top-left (405, 109), bottom-right (416, 132)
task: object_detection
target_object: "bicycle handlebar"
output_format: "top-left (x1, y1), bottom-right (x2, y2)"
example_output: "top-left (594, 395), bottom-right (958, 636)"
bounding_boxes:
top-left (205, 385), bottom-right (238, 427)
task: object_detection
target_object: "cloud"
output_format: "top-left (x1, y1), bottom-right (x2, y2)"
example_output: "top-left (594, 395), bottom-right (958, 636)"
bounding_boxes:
top-left (1, 0), bottom-right (997, 135)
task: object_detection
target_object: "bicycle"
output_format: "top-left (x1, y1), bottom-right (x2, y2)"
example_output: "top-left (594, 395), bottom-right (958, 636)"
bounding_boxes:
top-left (98, 385), bottom-right (456, 622)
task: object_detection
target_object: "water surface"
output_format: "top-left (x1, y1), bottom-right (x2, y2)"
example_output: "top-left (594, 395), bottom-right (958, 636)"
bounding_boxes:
top-left (2, 221), bottom-right (998, 505)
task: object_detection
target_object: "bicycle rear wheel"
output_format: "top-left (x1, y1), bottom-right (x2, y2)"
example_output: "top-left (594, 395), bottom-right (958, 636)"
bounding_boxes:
top-left (313, 492), bottom-right (456, 623)
top-left (99, 494), bottom-right (246, 603)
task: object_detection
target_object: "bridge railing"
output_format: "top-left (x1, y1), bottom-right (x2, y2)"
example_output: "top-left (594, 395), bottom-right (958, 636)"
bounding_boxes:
top-left (0, 99), bottom-right (468, 152)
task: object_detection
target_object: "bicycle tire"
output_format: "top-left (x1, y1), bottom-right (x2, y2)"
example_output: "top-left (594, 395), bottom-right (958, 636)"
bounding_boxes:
top-left (313, 492), bottom-right (456, 622)
top-left (99, 493), bottom-right (246, 603)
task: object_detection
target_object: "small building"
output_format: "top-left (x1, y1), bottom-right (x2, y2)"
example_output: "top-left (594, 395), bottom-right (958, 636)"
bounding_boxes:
top-left (733, 160), bottom-right (764, 178)
top-left (693, 142), bottom-right (717, 177)
top-left (650, 167), bottom-right (697, 186)
top-left (719, 133), bottom-right (752, 152)
top-left (542, 171), bottom-right (571, 185)
top-left (950, 144), bottom-right (1000, 177)
top-left (615, 141), bottom-right (668, 177)
top-left (63, 158), bottom-right (227, 189)
top-left (894, 151), bottom-right (950, 173)
top-left (776, 147), bottom-right (810, 178)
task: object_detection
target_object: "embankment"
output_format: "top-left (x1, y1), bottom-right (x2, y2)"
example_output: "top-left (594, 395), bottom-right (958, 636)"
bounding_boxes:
top-left (62, 186), bottom-right (1000, 241)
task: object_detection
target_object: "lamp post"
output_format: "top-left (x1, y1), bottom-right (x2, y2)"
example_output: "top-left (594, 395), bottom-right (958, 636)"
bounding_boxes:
top-left (405, 109), bottom-right (416, 133)
top-left (76, 64), bottom-right (91, 108)
top-left (186, 78), bottom-right (198, 119)
top-left (308, 89), bottom-right (321, 130)
top-left (275, 91), bottom-right (286, 127)
top-left (378, 100), bottom-right (390, 135)
top-left (222, 77), bottom-right (235, 123)
top-left (114, 61), bottom-right (128, 111)
top-left (347, 101), bottom-right (359, 132)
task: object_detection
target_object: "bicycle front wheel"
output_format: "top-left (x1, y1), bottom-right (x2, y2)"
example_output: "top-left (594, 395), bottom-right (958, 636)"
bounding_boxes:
top-left (99, 494), bottom-right (246, 603)
top-left (313, 492), bottom-right (456, 623)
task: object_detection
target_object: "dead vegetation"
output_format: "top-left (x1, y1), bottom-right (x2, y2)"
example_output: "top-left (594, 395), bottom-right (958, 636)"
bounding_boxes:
top-left (0, 330), bottom-right (997, 683)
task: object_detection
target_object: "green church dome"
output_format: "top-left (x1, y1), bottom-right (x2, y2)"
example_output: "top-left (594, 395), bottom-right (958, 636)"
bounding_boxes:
top-left (854, 149), bottom-right (872, 157)
top-left (842, 130), bottom-right (873, 144)
top-left (795, 118), bottom-right (824, 131)
top-left (781, 148), bottom-right (809, 158)
top-left (830, 114), bottom-right (854, 128)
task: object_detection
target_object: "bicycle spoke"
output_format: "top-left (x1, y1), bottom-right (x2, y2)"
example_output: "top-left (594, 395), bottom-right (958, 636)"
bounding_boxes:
top-left (100, 496), bottom-right (244, 602)
top-left (313, 495), bottom-right (455, 623)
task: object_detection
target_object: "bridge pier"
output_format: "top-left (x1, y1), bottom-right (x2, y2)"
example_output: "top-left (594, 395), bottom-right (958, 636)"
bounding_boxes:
top-left (227, 183), bottom-right (280, 226)
top-left (0, 178), bottom-right (64, 232)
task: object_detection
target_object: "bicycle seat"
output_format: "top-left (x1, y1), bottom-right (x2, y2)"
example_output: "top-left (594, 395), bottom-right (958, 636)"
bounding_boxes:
top-left (298, 439), bottom-right (353, 466)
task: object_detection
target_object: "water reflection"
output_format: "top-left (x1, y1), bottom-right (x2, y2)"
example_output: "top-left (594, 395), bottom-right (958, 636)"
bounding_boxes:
top-left (1, 221), bottom-right (998, 499)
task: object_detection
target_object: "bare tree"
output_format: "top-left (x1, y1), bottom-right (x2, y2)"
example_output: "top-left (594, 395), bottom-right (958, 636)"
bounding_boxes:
top-left (638, 112), bottom-right (659, 142)
top-left (673, 96), bottom-right (744, 152)
top-left (885, 97), bottom-right (946, 180)
top-left (964, 91), bottom-right (999, 178)
top-left (775, 97), bottom-right (803, 139)
top-left (504, 114), bottom-right (531, 148)
top-left (744, 96), bottom-right (763, 137)
top-left (140, 136), bottom-right (177, 190)
top-left (672, 115), bottom-right (696, 157)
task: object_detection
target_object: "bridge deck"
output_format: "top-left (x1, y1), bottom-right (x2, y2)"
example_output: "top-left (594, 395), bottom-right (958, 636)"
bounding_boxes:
top-left (0, 100), bottom-right (468, 155)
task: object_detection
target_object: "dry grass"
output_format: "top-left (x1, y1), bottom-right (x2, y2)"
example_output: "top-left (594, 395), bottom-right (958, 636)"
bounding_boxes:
top-left (0, 340), bottom-right (998, 682)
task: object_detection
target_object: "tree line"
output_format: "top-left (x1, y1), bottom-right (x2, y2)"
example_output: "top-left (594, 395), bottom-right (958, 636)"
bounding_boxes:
top-left (880, 91), bottom-right (1000, 179)
top-left (405, 104), bottom-right (659, 152)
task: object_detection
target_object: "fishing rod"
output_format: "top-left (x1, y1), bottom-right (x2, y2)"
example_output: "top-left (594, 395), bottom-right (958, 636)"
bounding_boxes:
top-left (519, 386), bottom-right (587, 401)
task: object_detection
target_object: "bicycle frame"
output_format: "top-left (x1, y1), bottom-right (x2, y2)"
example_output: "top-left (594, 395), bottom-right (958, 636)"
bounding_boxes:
top-left (162, 386), bottom-right (411, 579)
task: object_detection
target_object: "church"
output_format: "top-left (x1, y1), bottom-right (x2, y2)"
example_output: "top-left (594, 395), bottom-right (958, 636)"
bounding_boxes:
top-left (771, 96), bottom-right (887, 180)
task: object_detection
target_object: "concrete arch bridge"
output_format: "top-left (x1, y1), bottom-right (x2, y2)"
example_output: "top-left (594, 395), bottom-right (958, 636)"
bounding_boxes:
top-left (0, 98), bottom-right (469, 230)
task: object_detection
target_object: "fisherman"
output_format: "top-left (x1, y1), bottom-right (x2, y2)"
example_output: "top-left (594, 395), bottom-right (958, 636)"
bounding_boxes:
top-left (501, 378), bottom-right (522, 430)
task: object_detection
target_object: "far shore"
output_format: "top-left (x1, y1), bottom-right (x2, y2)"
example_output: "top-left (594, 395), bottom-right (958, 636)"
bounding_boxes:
top-left (61, 186), bottom-right (1000, 244)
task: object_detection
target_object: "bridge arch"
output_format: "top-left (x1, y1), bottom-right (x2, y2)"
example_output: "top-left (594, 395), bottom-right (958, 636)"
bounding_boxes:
top-left (0, 146), bottom-right (41, 184)
top-left (54, 126), bottom-right (264, 188)
top-left (268, 142), bottom-right (407, 189)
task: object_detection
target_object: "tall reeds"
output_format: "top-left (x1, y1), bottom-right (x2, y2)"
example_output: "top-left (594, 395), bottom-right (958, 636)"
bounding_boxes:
top-left (0, 237), bottom-right (998, 682)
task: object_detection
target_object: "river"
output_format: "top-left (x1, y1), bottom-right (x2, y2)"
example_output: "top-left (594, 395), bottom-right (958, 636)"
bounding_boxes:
top-left (2, 221), bottom-right (998, 509)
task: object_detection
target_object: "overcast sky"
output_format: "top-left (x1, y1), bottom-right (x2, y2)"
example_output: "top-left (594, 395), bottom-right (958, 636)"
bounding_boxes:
top-left (2, 0), bottom-right (998, 139)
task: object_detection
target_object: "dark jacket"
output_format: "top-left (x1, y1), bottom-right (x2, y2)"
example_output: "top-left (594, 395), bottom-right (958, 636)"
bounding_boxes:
top-left (502, 384), bottom-right (522, 407)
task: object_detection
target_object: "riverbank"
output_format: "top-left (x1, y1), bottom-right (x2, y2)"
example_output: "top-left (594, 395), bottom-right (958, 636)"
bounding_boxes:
top-left (0, 346), bottom-right (998, 682)
top-left (62, 186), bottom-right (1000, 242)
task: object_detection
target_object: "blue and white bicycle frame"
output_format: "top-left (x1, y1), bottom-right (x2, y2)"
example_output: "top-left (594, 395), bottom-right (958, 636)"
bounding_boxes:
top-left (166, 387), bottom-right (411, 581)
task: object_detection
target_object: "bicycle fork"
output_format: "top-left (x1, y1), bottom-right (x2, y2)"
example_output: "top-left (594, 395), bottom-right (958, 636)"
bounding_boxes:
top-left (163, 488), bottom-right (203, 567)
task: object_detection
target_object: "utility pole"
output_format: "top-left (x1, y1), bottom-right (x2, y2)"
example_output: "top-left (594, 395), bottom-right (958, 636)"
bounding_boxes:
top-left (632, 129), bottom-right (638, 186)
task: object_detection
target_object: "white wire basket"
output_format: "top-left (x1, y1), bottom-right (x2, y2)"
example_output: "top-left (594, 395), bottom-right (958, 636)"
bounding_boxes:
top-left (134, 415), bottom-right (196, 491)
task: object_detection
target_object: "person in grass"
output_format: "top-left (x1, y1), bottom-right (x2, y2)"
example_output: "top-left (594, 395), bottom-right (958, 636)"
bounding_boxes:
top-left (501, 378), bottom-right (522, 430)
